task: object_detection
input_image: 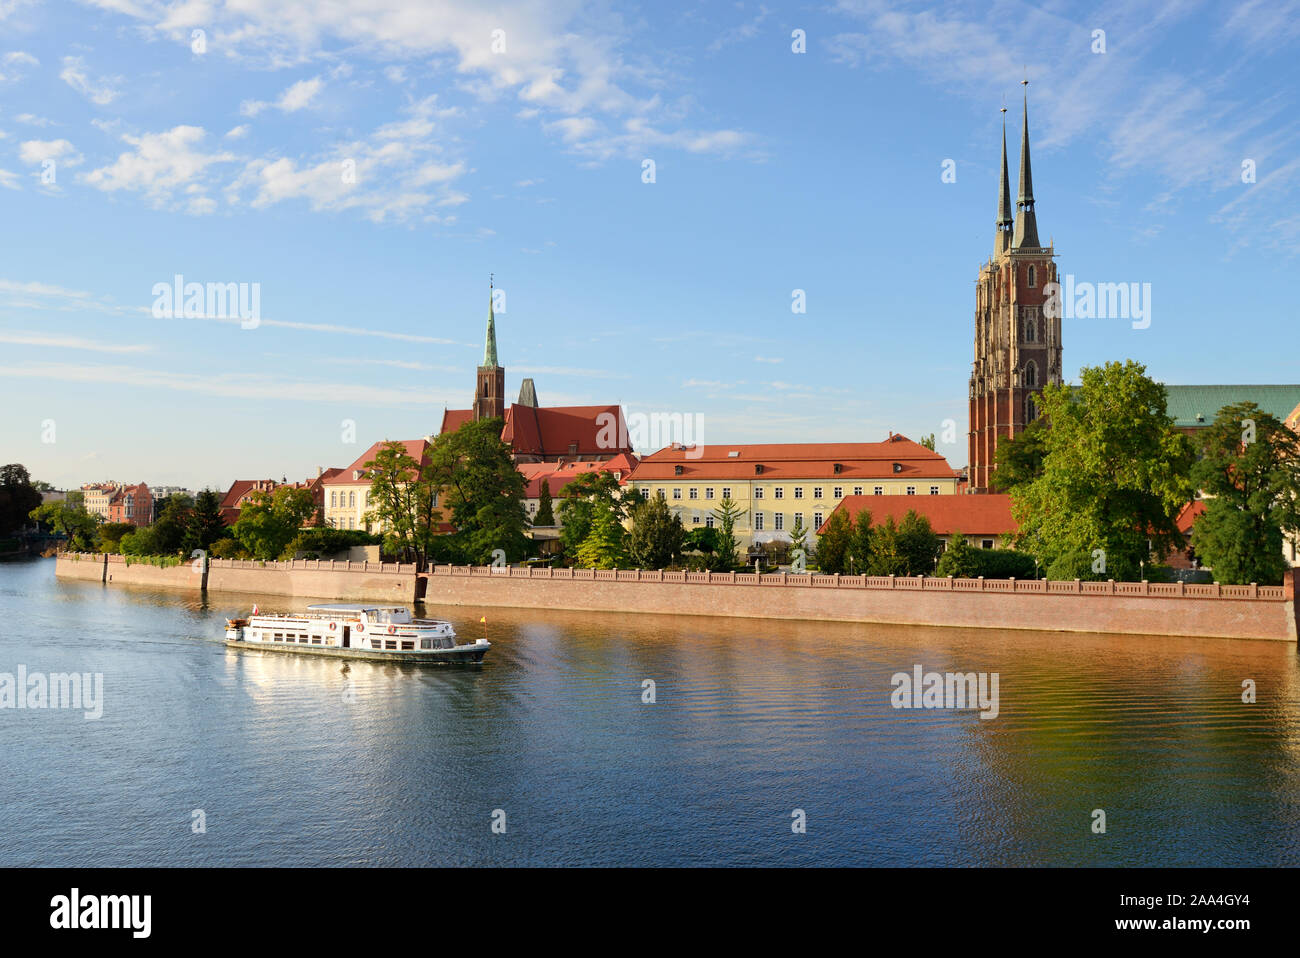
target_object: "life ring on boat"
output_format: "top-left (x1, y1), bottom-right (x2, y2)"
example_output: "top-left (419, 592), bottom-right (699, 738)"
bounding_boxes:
top-left (387, 625), bottom-right (396, 635)
top-left (357, 623), bottom-right (365, 632)
top-left (328, 622), bottom-right (337, 632)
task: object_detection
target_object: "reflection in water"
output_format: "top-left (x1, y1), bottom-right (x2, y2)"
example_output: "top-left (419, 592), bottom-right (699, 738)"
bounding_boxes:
top-left (2, 558), bottom-right (1297, 866)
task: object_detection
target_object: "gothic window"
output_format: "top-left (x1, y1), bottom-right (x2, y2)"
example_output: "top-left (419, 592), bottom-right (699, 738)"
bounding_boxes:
top-left (1025, 315), bottom-right (1037, 342)
top-left (1028, 265), bottom-right (1037, 287)
top-left (1026, 395), bottom-right (1039, 422)
top-left (1025, 361), bottom-right (1038, 388)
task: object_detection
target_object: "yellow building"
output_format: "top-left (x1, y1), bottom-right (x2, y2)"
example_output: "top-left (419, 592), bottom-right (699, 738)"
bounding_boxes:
top-left (624, 436), bottom-right (962, 549)
top-left (321, 438), bottom-right (432, 532)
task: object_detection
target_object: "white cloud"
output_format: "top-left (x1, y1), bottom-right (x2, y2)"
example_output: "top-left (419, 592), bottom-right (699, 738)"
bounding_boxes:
top-left (226, 95), bottom-right (466, 222)
top-left (224, 124), bottom-right (250, 139)
top-left (0, 330), bottom-right (152, 353)
top-left (0, 49), bottom-right (37, 82)
top-left (0, 168), bottom-right (18, 189)
top-left (19, 138), bottom-right (82, 166)
top-left (82, 125), bottom-right (236, 213)
top-left (59, 55), bottom-right (122, 105)
top-left (277, 76), bottom-right (322, 111)
top-left (241, 75), bottom-right (323, 117)
top-left (75, 0), bottom-right (751, 165)
top-left (15, 113), bottom-right (51, 126)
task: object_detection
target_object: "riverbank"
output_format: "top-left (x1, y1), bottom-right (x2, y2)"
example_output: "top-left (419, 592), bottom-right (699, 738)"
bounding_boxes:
top-left (53, 552), bottom-right (1299, 641)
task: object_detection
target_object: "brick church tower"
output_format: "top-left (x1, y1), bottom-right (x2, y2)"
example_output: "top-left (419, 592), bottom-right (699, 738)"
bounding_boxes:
top-left (968, 90), bottom-right (1061, 492)
top-left (474, 278), bottom-right (505, 421)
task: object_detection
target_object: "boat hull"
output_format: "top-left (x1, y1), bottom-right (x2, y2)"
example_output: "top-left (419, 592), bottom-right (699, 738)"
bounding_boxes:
top-left (224, 638), bottom-right (489, 664)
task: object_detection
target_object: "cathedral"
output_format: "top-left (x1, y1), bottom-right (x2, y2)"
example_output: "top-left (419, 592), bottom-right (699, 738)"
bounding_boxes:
top-left (968, 91), bottom-right (1062, 493)
top-left (439, 281), bottom-right (635, 464)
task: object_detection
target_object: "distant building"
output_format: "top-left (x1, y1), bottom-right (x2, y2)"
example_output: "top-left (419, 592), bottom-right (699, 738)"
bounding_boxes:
top-left (218, 479), bottom-right (281, 526)
top-left (438, 283), bottom-right (634, 463)
top-left (519, 454), bottom-right (639, 552)
top-left (819, 493), bottom-right (1018, 553)
top-left (1162, 385), bottom-right (1300, 435)
top-left (106, 483), bottom-right (153, 527)
top-left (81, 482), bottom-right (120, 520)
top-left (625, 435), bottom-right (962, 549)
top-left (219, 468), bottom-right (344, 527)
top-left (322, 440), bottom-right (431, 531)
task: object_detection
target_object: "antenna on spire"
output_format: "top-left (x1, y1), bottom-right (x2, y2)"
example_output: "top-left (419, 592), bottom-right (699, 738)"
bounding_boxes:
top-left (489, 272), bottom-right (494, 289)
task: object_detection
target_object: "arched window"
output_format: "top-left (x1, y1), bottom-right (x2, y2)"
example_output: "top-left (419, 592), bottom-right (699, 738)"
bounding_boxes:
top-left (1027, 265), bottom-right (1037, 287)
top-left (1025, 361), bottom-right (1038, 388)
top-left (1026, 395), bottom-right (1039, 422)
top-left (1025, 315), bottom-right (1037, 342)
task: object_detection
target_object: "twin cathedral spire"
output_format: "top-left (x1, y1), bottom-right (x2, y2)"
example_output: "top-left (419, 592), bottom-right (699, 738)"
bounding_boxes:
top-left (969, 85), bottom-right (1060, 493)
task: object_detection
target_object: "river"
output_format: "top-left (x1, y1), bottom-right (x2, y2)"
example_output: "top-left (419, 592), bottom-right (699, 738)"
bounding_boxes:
top-left (3, 557), bottom-right (1298, 866)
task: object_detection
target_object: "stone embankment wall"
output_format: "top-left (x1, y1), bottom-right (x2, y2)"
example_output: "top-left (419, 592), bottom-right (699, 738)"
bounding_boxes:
top-left (419, 565), bottom-right (1299, 642)
top-left (55, 553), bottom-right (419, 603)
top-left (55, 554), bottom-right (1298, 640)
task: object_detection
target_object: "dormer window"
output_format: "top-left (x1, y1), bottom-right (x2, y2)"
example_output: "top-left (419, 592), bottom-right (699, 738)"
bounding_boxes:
top-left (892, 463), bottom-right (903, 474)
top-left (674, 465), bottom-right (683, 475)
top-left (754, 464), bottom-right (764, 474)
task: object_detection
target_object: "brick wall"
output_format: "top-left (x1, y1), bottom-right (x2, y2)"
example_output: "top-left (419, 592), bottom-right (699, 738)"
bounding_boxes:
top-left (421, 565), bottom-right (1297, 642)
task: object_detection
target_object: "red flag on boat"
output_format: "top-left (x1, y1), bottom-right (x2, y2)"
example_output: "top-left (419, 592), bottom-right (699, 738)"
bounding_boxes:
top-left (252, 603), bottom-right (259, 615)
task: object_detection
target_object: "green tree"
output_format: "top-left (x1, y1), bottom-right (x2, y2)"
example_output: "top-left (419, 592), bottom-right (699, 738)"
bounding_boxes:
top-left (897, 509), bottom-right (941, 575)
top-left (29, 492), bottom-right (100, 551)
top-left (628, 491), bottom-right (685, 569)
top-left (557, 472), bottom-right (633, 558)
top-left (935, 532), bottom-right (979, 578)
top-left (534, 481), bottom-right (555, 526)
top-left (682, 526), bottom-right (719, 567)
top-left (848, 510), bottom-right (872, 574)
top-left (97, 522), bottom-right (136, 554)
top-left (920, 433), bottom-right (936, 451)
top-left (575, 505), bottom-right (629, 569)
top-left (0, 464), bottom-right (43, 536)
top-left (710, 497), bottom-right (746, 571)
top-left (231, 485), bottom-right (316, 560)
top-left (866, 516), bottom-right (909, 576)
top-left (149, 492), bottom-right (193, 555)
top-left (815, 509), bottom-right (853, 574)
top-left (184, 489), bottom-right (230, 555)
top-left (789, 514), bottom-right (811, 570)
top-left (991, 417), bottom-right (1049, 492)
top-left (425, 420), bottom-right (530, 565)
top-left (1010, 360), bottom-right (1195, 581)
top-left (1190, 401), bottom-right (1300, 585)
top-left (362, 439), bottom-right (443, 567)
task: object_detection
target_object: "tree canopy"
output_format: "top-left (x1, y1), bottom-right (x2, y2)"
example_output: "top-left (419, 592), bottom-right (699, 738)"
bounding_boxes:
top-left (1006, 360), bottom-right (1195, 581)
top-left (424, 419), bottom-right (530, 565)
top-left (1189, 401), bottom-right (1300, 585)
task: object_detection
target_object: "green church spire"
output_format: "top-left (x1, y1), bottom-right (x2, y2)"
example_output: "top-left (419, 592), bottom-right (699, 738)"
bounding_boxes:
top-left (996, 106), bottom-right (1012, 253)
top-left (1012, 85), bottom-right (1041, 249)
top-left (483, 275), bottom-right (499, 368)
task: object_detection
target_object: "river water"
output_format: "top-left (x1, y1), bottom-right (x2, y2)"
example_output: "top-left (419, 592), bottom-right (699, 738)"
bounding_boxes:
top-left (2, 557), bottom-right (1298, 866)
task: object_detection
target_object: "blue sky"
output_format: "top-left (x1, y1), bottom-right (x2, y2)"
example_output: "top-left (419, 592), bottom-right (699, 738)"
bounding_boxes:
top-left (2, 0), bottom-right (1298, 491)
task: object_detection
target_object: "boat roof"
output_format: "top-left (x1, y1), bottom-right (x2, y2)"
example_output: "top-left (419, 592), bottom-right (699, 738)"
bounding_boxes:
top-left (305, 603), bottom-right (407, 612)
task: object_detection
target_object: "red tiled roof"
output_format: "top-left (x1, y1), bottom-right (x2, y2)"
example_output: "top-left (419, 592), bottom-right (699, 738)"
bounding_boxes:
top-left (324, 439), bottom-right (433, 485)
top-left (628, 436), bottom-right (957, 482)
top-left (440, 409), bottom-right (473, 436)
top-left (1175, 500), bottom-right (1207, 533)
top-left (441, 404), bottom-right (632, 459)
top-left (519, 453), bottom-right (641, 498)
top-left (818, 493), bottom-right (1017, 537)
top-left (503, 404), bottom-right (630, 458)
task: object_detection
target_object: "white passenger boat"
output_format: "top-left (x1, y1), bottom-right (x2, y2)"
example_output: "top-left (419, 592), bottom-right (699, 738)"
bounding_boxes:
top-left (224, 603), bottom-right (489, 664)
